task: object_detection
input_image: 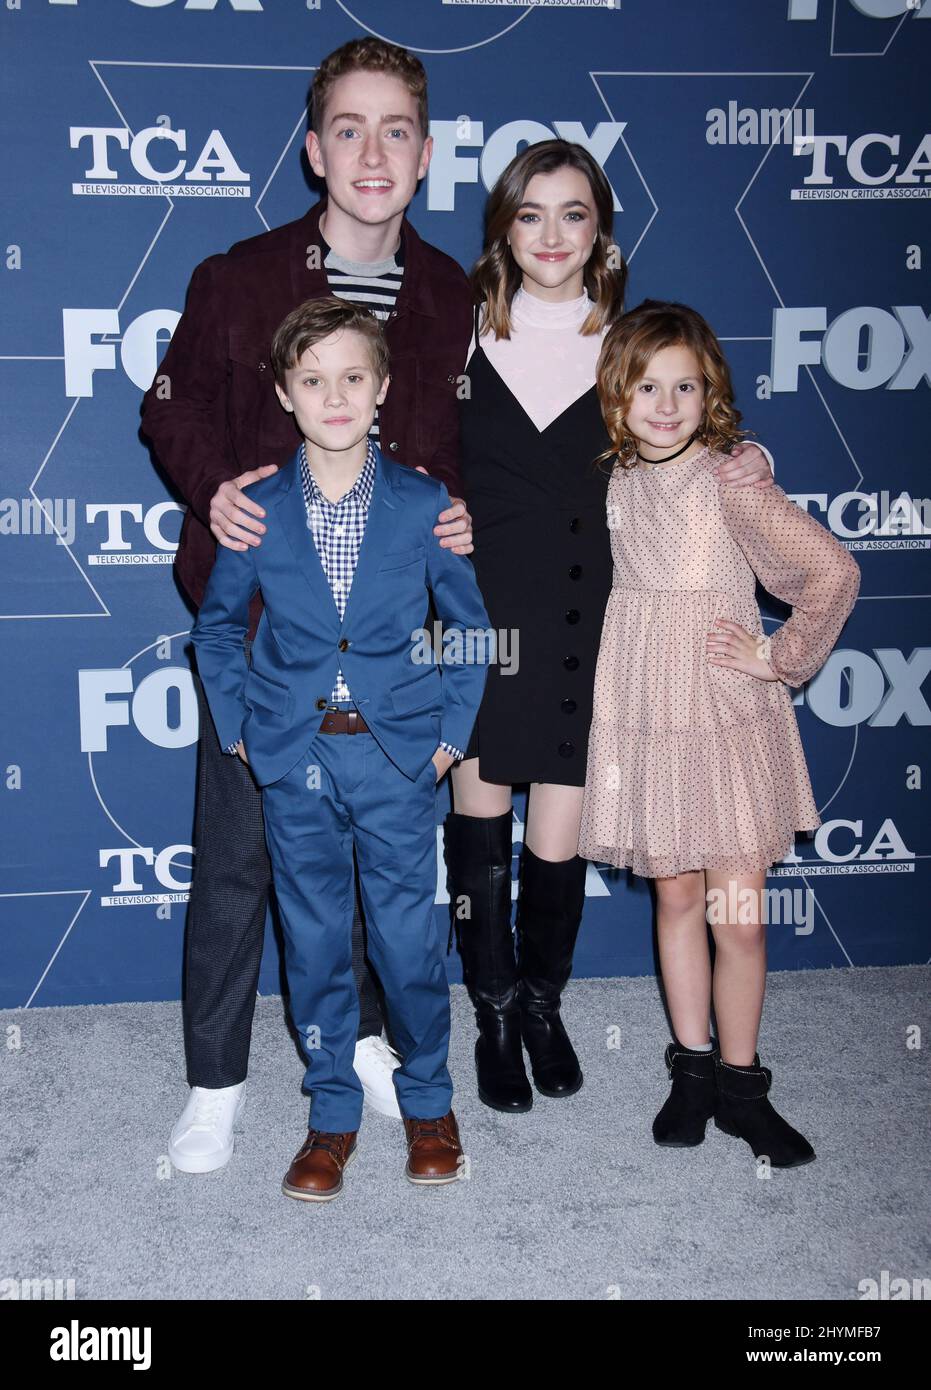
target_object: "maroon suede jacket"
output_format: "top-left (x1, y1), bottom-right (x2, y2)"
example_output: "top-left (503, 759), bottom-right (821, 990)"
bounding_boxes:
top-left (140, 198), bottom-right (473, 633)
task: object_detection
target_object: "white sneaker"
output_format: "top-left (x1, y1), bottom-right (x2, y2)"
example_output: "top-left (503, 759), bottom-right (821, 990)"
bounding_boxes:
top-left (168, 1082), bottom-right (246, 1173)
top-left (353, 1036), bottom-right (402, 1119)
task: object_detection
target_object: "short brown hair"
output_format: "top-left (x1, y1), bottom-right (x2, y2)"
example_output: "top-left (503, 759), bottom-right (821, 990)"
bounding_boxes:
top-left (270, 296), bottom-right (390, 388)
top-left (310, 37), bottom-right (429, 139)
top-left (597, 299), bottom-right (749, 468)
top-left (471, 139), bottom-right (626, 340)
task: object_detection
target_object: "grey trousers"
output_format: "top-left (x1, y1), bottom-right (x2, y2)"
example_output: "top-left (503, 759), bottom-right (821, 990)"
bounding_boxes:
top-left (184, 665), bottom-right (384, 1088)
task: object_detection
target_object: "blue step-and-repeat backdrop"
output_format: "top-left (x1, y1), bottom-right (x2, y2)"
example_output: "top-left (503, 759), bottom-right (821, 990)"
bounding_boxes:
top-left (2, 0), bottom-right (928, 1007)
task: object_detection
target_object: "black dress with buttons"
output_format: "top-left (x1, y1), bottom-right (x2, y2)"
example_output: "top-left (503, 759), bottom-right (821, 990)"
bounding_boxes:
top-left (459, 325), bottom-right (614, 787)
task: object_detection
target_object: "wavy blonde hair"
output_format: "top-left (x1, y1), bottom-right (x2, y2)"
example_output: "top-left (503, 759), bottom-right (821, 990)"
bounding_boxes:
top-left (597, 299), bottom-right (749, 470)
top-left (471, 140), bottom-right (626, 340)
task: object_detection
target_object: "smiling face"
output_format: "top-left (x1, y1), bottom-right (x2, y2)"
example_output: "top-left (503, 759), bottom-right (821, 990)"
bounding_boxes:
top-left (507, 165), bottom-right (598, 301)
top-left (625, 343), bottom-right (705, 459)
top-left (305, 70), bottom-right (431, 231)
top-left (274, 327), bottom-right (389, 456)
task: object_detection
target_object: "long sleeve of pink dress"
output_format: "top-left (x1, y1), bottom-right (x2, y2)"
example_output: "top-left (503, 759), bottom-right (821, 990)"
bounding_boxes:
top-left (719, 483), bottom-right (861, 687)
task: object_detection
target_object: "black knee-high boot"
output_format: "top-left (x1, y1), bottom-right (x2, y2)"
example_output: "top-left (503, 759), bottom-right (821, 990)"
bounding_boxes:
top-left (514, 846), bottom-right (586, 1098)
top-left (714, 1054), bottom-right (816, 1167)
top-left (443, 811), bottom-right (533, 1113)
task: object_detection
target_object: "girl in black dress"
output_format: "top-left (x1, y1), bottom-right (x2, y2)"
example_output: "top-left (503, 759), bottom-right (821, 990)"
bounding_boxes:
top-left (444, 141), bottom-right (772, 1114)
top-left (444, 142), bottom-right (623, 1112)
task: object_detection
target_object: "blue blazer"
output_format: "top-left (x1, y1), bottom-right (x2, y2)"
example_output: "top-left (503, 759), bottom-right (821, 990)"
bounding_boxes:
top-left (191, 444), bottom-right (491, 788)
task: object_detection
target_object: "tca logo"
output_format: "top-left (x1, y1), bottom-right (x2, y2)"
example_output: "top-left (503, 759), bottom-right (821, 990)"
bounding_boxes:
top-left (71, 124), bottom-right (250, 197)
top-left (85, 502), bottom-right (183, 566)
top-left (789, 491), bottom-right (930, 549)
top-left (427, 119), bottom-right (625, 213)
top-left (781, 818), bottom-right (914, 866)
top-left (99, 844), bottom-right (193, 908)
top-left (794, 133), bottom-right (931, 191)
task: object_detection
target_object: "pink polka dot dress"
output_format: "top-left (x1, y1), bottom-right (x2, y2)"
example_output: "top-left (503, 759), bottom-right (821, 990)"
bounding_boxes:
top-left (578, 446), bottom-right (860, 878)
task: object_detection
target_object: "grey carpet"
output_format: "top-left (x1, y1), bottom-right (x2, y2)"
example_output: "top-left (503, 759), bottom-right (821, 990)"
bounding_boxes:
top-left (1, 967), bottom-right (928, 1301)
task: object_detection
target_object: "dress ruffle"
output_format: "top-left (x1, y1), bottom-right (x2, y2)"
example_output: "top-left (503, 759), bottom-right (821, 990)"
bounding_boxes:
top-left (579, 585), bottom-right (820, 878)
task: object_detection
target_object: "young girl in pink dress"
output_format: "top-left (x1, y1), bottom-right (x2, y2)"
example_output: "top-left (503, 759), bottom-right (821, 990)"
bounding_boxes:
top-left (579, 300), bottom-right (860, 1167)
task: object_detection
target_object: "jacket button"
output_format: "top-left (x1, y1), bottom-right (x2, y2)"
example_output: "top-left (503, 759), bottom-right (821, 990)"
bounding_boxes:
top-left (565, 609), bottom-right (580, 625)
top-left (338, 638), bottom-right (349, 652)
top-left (563, 655), bottom-right (579, 671)
top-left (315, 698), bottom-right (327, 710)
top-left (568, 564), bottom-right (582, 580)
top-left (569, 517), bottom-right (581, 533)
top-left (388, 441), bottom-right (399, 451)
top-left (558, 741), bottom-right (575, 758)
top-left (258, 362), bottom-right (267, 371)
top-left (447, 373), bottom-right (456, 384)
top-left (561, 698), bottom-right (577, 715)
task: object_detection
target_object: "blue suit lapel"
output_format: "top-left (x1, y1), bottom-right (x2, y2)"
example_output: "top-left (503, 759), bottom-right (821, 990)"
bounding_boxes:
top-left (338, 445), bottom-right (402, 635)
top-left (273, 443), bottom-right (404, 636)
top-left (274, 449), bottom-right (341, 625)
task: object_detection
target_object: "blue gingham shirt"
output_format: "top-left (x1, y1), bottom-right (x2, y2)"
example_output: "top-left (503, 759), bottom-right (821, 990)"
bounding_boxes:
top-left (301, 436), bottom-right (377, 703)
top-left (228, 438), bottom-right (462, 760)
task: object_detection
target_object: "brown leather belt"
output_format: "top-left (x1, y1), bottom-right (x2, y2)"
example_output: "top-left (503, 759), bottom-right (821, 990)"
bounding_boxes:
top-left (319, 707), bottom-right (371, 735)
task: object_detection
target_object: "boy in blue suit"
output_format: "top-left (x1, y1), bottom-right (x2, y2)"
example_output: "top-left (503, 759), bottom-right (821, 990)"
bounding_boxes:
top-left (191, 297), bottom-right (490, 1201)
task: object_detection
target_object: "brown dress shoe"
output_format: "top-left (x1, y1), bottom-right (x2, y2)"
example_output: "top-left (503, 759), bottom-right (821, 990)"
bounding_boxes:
top-left (402, 1109), bottom-right (463, 1185)
top-left (281, 1129), bottom-right (358, 1202)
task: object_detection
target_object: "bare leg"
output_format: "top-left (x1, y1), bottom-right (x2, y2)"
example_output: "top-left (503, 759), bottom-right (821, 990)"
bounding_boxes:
top-left (450, 756), bottom-right (512, 818)
top-left (525, 782), bottom-right (585, 861)
top-left (654, 871), bottom-right (712, 1047)
top-left (707, 870), bottom-right (814, 1166)
top-left (707, 869), bottom-right (767, 1066)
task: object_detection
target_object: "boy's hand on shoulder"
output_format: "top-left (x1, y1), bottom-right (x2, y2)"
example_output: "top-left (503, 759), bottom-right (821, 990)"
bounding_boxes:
top-left (210, 464), bottom-right (280, 551)
top-left (431, 746), bottom-right (456, 782)
top-left (413, 465), bottom-right (474, 554)
top-left (713, 442), bottom-right (773, 490)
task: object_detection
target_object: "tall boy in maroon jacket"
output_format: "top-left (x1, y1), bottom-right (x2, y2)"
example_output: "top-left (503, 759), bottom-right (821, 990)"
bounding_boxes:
top-left (141, 38), bottom-right (474, 1173)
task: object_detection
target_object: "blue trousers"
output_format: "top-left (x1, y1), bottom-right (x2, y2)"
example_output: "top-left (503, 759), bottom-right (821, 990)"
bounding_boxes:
top-left (261, 726), bottom-right (452, 1133)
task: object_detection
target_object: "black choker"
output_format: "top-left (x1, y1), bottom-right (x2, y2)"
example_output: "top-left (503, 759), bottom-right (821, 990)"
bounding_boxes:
top-left (636, 432), bottom-right (697, 467)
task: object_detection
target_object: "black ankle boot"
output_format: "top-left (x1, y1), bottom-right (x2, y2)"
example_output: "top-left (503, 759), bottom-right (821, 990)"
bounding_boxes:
top-left (652, 1040), bottom-right (719, 1147)
top-left (443, 811), bottom-right (532, 1113)
top-left (714, 1054), bottom-right (816, 1167)
top-left (515, 847), bottom-right (586, 1098)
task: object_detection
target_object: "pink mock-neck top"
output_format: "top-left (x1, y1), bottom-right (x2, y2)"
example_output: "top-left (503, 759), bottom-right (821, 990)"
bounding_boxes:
top-left (466, 286), bottom-right (606, 433)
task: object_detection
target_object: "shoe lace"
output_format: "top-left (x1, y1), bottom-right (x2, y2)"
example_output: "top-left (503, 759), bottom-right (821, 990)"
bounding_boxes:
top-left (189, 1093), bottom-right (226, 1128)
top-left (305, 1130), bottom-right (348, 1160)
top-left (407, 1116), bottom-right (454, 1148)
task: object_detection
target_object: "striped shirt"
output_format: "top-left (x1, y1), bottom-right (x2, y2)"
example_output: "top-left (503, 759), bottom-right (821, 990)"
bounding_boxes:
top-left (321, 234), bottom-right (404, 444)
